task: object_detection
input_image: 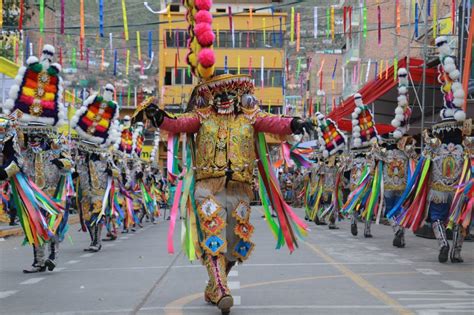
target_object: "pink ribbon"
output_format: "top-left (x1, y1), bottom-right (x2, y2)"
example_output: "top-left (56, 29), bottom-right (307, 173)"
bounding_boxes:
top-left (167, 179), bottom-right (183, 254)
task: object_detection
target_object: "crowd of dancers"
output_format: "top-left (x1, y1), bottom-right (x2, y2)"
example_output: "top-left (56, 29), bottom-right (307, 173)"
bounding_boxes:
top-left (0, 44), bottom-right (169, 273)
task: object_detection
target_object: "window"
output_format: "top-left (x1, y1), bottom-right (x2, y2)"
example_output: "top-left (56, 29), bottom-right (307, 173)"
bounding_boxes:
top-left (164, 68), bottom-right (172, 85)
top-left (165, 30), bottom-right (188, 48)
top-left (175, 68), bottom-right (184, 85)
top-left (184, 70), bottom-right (193, 84)
top-left (164, 67), bottom-right (194, 85)
top-left (170, 4), bottom-right (180, 12)
top-left (216, 8), bottom-right (226, 13)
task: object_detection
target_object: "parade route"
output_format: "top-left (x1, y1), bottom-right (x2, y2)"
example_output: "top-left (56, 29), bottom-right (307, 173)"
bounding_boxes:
top-left (0, 208), bottom-right (473, 315)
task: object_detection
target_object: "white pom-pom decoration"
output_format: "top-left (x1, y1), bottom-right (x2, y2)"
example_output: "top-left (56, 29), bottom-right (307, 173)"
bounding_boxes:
top-left (454, 110), bottom-right (466, 122)
top-left (393, 130), bottom-right (403, 139)
top-left (353, 126), bottom-right (361, 133)
top-left (395, 107), bottom-right (404, 115)
top-left (395, 114), bottom-right (404, 121)
top-left (398, 86), bottom-right (408, 94)
top-left (352, 131), bottom-right (360, 138)
top-left (352, 119), bottom-right (358, 126)
top-left (391, 119), bottom-right (401, 128)
top-left (354, 138), bottom-right (362, 147)
top-left (443, 56), bottom-right (455, 65)
top-left (351, 112), bottom-right (358, 119)
top-left (452, 98), bottom-right (464, 107)
top-left (323, 150), bottom-right (329, 158)
top-left (26, 56), bottom-right (39, 65)
top-left (451, 82), bottom-right (462, 91)
top-left (443, 64), bottom-right (455, 74)
top-left (449, 69), bottom-right (460, 80)
top-left (355, 107), bottom-right (362, 114)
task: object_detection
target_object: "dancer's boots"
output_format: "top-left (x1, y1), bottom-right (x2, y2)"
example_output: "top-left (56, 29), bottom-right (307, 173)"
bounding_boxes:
top-left (450, 224), bottom-right (464, 263)
top-left (392, 227), bottom-right (405, 248)
top-left (432, 220), bottom-right (449, 263)
top-left (203, 255), bottom-right (233, 314)
top-left (351, 214), bottom-right (358, 236)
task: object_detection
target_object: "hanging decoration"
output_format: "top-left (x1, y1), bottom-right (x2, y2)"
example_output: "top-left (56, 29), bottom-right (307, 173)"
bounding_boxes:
top-left (39, 0), bottom-right (45, 33)
top-left (228, 6), bottom-right (235, 48)
top-left (343, 6), bottom-right (347, 37)
top-left (122, 0), bottom-right (129, 41)
top-left (224, 55), bottom-right (228, 74)
top-left (80, 0), bottom-right (85, 60)
top-left (314, 7), bottom-right (318, 38)
top-left (451, 0), bottom-right (455, 34)
top-left (261, 56), bottom-right (264, 89)
top-left (249, 56), bottom-right (253, 75)
top-left (263, 18), bottom-right (266, 46)
top-left (113, 49), bottom-right (118, 76)
top-left (427, 0), bottom-right (431, 16)
top-left (296, 13), bottom-right (300, 52)
top-left (349, 6), bottom-right (352, 39)
top-left (415, 3), bottom-right (419, 37)
top-left (99, 0), bottom-right (104, 37)
top-left (396, 0), bottom-right (401, 35)
top-left (377, 4), bottom-right (381, 46)
top-left (237, 55), bottom-right (241, 74)
top-left (331, 6), bottom-right (335, 40)
top-left (363, 2), bottom-right (367, 38)
top-left (59, 47), bottom-right (63, 67)
top-left (326, 7), bottom-right (330, 39)
top-left (279, 16), bottom-right (283, 47)
top-left (101, 48), bottom-right (104, 71)
top-left (125, 49), bottom-right (130, 76)
top-left (433, 0), bottom-right (438, 38)
top-left (290, 7), bottom-right (295, 43)
top-left (137, 31), bottom-right (143, 74)
top-left (86, 48), bottom-right (90, 70)
top-left (148, 31), bottom-right (153, 58)
top-left (72, 47), bottom-right (77, 69)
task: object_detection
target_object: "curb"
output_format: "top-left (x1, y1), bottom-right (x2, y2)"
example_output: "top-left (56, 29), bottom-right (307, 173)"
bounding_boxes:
top-left (0, 215), bottom-right (80, 239)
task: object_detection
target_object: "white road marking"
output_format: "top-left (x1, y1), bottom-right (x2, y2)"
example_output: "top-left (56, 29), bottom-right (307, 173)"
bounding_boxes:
top-left (379, 253), bottom-right (397, 257)
top-left (106, 244), bottom-right (116, 247)
top-left (0, 291), bottom-right (18, 299)
top-left (80, 253), bottom-right (94, 258)
top-left (365, 246), bottom-right (381, 251)
top-left (416, 268), bottom-right (441, 276)
top-left (389, 289), bottom-right (474, 296)
top-left (0, 238), bottom-right (5, 242)
top-left (228, 270), bottom-right (238, 277)
top-left (66, 260), bottom-right (80, 265)
top-left (121, 236), bottom-right (129, 239)
top-left (395, 258), bottom-right (413, 264)
top-left (228, 281), bottom-right (240, 290)
top-left (233, 296), bottom-right (241, 305)
top-left (20, 277), bottom-right (44, 285)
top-left (441, 281), bottom-right (474, 289)
top-left (54, 267), bottom-right (66, 272)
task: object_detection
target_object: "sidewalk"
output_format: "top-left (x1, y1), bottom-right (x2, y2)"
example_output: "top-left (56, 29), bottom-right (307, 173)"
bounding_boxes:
top-left (0, 215), bottom-right (80, 238)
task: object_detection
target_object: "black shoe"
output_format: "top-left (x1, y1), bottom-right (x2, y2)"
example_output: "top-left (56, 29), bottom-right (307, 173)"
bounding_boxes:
top-left (438, 245), bottom-right (449, 263)
top-left (122, 229), bottom-right (129, 234)
top-left (9, 222), bottom-right (19, 226)
top-left (450, 255), bottom-right (464, 263)
top-left (328, 223), bottom-right (339, 230)
top-left (217, 295), bottom-right (233, 315)
top-left (45, 259), bottom-right (56, 271)
top-left (393, 231), bottom-right (405, 248)
top-left (351, 223), bottom-right (358, 236)
top-left (364, 232), bottom-right (373, 238)
top-left (23, 265), bottom-right (46, 273)
top-left (271, 214), bottom-right (277, 218)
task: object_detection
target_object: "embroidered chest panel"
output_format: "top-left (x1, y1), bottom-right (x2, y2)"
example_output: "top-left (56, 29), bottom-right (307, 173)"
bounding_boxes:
top-left (195, 114), bottom-right (255, 183)
top-left (431, 143), bottom-right (464, 191)
top-left (383, 149), bottom-right (407, 191)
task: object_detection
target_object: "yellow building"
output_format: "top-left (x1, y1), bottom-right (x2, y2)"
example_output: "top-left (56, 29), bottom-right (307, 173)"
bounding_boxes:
top-left (157, 7), bottom-right (287, 114)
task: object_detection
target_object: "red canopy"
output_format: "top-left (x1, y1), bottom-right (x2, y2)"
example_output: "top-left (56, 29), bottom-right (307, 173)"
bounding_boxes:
top-left (329, 57), bottom-right (440, 135)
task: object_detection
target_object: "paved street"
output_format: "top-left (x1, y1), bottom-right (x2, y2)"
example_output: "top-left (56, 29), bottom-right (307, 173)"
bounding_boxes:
top-left (0, 207), bottom-right (473, 315)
